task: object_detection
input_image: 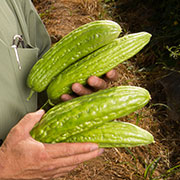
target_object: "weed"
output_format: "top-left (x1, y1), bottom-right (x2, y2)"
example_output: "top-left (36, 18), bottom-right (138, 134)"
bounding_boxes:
top-left (144, 157), bottom-right (161, 179)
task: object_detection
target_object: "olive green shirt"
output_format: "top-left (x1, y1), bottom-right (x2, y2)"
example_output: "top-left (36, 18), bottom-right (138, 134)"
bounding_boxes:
top-left (0, 0), bottom-right (51, 140)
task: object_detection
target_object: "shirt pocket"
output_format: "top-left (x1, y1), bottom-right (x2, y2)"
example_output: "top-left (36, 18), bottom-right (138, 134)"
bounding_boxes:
top-left (8, 44), bottom-right (39, 112)
top-left (0, 41), bottom-right (39, 140)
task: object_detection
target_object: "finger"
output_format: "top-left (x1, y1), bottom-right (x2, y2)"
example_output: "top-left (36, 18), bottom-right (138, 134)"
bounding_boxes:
top-left (45, 142), bottom-right (99, 159)
top-left (18, 110), bottom-right (45, 133)
top-left (106, 69), bottom-right (118, 81)
top-left (3, 110), bottom-right (45, 152)
top-left (87, 76), bottom-right (107, 90)
top-left (60, 94), bottom-right (75, 101)
top-left (52, 148), bottom-right (104, 167)
top-left (72, 83), bottom-right (93, 96)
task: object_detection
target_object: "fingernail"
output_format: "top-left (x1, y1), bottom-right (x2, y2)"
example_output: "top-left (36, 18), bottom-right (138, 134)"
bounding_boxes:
top-left (107, 70), bottom-right (116, 78)
top-left (72, 83), bottom-right (81, 93)
top-left (98, 148), bottom-right (104, 155)
top-left (61, 94), bottom-right (73, 101)
top-left (110, 70), bottom-right (115, 77)
top-left (88, 76), bottom-right (98, 86)
top-left (36, 109), bottom-right (45, 114)
top-left (90, 144), bottom-right (99, 151)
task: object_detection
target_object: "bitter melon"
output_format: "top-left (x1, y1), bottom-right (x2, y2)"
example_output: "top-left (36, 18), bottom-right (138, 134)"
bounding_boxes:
top-left (27, 20), bottom-right (122, 96)
top-left (64, 121), bottom-right (154, 147)
top-left (47, 32), bottom-right (151, 103)
top-left (30, 86), bottom-right (151, 143)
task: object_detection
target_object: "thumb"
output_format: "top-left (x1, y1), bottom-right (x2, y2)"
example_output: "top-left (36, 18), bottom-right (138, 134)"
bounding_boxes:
top-left (18, 109), bottom-right (45, 133)
top-left (3, 110), bottom-right (45, 145)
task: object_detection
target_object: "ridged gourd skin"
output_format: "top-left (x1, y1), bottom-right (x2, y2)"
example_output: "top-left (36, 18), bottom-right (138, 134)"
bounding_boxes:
top-left (27, 20), bottom-right (122, 93)
top-left (47, 32), bottom-right (152, 103)
top-left (64, 121), bottom-right (155, 147)
top-left (30, 86), bottom-right (151, 143)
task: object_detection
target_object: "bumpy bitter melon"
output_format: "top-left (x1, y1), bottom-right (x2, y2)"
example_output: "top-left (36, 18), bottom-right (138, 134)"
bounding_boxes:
top-left (47, 32), bottom-right (152, 103)
top-left (30, 86), bottom-right (151, 143)
top-left (27, 20), bottom-right (122, 96)
top-left (64, 121), bottom-right (154, 147)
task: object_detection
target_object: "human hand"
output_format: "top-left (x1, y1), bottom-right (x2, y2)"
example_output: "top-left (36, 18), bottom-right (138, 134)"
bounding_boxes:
top-left (0, 110), bottom-right (104, 180)
top-left (61, 69), bottom-right (118, 101)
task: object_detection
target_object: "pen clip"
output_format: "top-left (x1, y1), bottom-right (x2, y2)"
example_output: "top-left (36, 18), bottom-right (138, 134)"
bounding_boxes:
top-left (11, 44), bottom-right (22, 70)
top-left (12, 35), bottom-right (25, 70)
top-left (12, 35), bottom-right (25, 48)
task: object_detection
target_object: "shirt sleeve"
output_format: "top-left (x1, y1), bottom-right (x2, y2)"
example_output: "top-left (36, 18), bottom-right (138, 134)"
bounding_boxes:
top-left (23, 0), bottom-right (51, 58)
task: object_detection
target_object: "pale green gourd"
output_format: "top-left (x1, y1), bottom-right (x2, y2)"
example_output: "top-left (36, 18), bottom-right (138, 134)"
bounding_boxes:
top-left (64, 121), bottom-right (155, 147)
top-left (47, 32), bottom-right (151, 103)
top-left (27, 20), bottom-right (122, 96)
top-left (30, 86), bottom-right (151, 143)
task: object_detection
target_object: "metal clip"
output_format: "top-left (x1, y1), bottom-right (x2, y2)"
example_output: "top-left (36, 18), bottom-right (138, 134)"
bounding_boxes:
top-left (11, 35), bottom-right (25, 70)
top-left (12, 35), bottom-right (25, 48)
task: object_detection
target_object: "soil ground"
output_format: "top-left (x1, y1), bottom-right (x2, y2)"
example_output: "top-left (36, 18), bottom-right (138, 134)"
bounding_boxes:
top-left (33, 0), bottom-right (180, 179)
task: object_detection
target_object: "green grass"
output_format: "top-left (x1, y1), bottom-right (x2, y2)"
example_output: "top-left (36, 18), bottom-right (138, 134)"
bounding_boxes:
top-left (144, 157), bottom-right (161, 179)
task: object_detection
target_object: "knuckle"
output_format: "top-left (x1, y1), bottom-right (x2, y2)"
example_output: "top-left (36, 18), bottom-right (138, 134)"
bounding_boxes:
top-left (101, 80), bottom-right (107, 89)
top-left (37, 151), bottom-right (49, 161)
top-left (24, 113), bottom-right (34, 120)
top-left (72, 155), bottom-right (81, 165)
top-left (43, 164), bottom-right (55, 171)
top-left (62, 144), bottom-right (75, 156)
top-left (88, 76), bottom-right (107, 89)
top-left (11, 125), bottom-right (22, 136)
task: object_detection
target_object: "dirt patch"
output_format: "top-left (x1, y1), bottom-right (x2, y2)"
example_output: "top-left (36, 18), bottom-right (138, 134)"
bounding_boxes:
top-left (34, 0), bottom-right (110, 43)
top-left (33, 0), bottom-right (180, 179)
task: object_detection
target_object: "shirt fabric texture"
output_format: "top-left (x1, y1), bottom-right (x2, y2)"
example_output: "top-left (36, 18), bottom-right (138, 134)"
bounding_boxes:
top-left (0, 0), bottom-right (51, 140)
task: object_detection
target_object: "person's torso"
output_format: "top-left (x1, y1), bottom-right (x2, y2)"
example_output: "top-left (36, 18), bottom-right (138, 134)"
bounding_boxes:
top-left (0, 0), bottom-right (50, 140)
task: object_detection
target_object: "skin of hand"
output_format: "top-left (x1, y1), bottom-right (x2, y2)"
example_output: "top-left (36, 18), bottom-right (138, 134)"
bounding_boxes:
top-left (0, 110), bottom-right (104, 180)
top-left (61, 69), bottom-right (118, 101)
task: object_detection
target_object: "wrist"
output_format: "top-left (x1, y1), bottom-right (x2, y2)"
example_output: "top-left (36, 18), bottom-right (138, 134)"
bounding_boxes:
top-left (0, 148), bottom-right (5, 179)
top-left (0, 147), bottom-right (11, 180)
